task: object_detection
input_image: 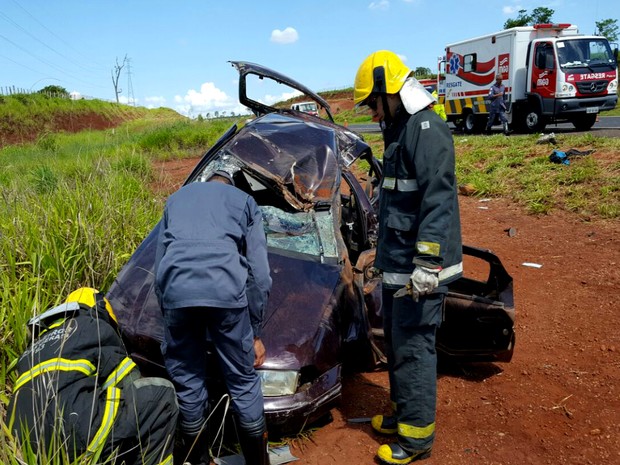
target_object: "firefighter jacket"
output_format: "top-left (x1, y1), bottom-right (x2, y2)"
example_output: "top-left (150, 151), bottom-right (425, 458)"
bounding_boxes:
top-left (8, 302), bottom-right (144, 462)
top-left (375, 106), bottom-right (463, 288)
top-left (154, 181), bottom-right (272, 338)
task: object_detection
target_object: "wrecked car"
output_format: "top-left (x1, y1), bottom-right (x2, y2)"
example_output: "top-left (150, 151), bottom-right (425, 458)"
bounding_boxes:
top-left (106, 61), bottom-right (515, 435)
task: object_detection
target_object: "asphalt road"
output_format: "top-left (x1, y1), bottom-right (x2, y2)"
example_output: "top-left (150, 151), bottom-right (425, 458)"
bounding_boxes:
top-left (350, 115), bottom-right (620, 137)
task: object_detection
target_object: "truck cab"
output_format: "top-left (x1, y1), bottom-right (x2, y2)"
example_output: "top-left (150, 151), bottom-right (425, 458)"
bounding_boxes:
top-left (525, 30), bottom-right (618, 131)
top-left (290, 101), bottom-right (320, 117)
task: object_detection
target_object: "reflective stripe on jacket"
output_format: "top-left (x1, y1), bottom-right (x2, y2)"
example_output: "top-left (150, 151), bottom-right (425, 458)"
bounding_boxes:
top-left (8, 306), bottom-right (135, 460)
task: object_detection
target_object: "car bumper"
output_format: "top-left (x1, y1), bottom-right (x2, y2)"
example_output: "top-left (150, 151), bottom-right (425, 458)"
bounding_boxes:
top-left (264, 364), bottom-right (342, 432)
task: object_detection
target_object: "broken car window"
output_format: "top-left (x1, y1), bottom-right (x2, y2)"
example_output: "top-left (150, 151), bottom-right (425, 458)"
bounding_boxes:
top-left (261, 206), bottom-right (337, 259)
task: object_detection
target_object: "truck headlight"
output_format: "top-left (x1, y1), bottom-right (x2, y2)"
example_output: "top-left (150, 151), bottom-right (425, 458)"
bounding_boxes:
top-left (608, 79), bottom-right (618, 93)
top-left (556, 83), bottom-right (576, 98)
top-left (258, 370), bottom-right (299, 396)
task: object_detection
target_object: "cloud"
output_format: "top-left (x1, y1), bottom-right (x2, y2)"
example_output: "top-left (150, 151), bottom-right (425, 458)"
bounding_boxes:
top-left (262, 89), bottom-right (303, 106)
top-left (369, 0), bottom-right (389, 10)
top-left (173, 82), bottom-right (250, 117)
top-left (397, 54), bottom-right (408, 63)
top-left (502, 5), bottom-right (520, 15)
top-left (270, 27), bottom-right (299, 44)
top-left (144, 96), bottom-right (166, 108)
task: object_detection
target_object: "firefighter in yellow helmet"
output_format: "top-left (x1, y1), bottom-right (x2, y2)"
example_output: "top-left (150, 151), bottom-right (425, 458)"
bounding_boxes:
top-left (8, 287), bottom-right (178, 465)
top-left (354, 51), bottom-right (463, 464)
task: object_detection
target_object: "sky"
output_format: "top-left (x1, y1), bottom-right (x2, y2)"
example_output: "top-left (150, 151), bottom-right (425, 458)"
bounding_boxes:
top-left (1, 0), bottom-right (616, 118)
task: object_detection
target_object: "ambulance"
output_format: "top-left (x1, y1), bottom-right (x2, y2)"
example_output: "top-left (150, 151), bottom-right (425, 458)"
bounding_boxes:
top-left (439, 24), bottom-right (618, 133)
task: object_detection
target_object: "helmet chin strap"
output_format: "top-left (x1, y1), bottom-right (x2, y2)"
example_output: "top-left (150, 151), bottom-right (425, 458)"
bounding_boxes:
top-left (381, 94), bottom-right (393, 124)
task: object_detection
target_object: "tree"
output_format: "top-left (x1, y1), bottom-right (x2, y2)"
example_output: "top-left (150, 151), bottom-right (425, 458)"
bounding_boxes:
top-left (111, 55), bottom-right (128, 103)
top-left (414, 66), bottom-right (432, 78)
top-left (530, 7), bottom-right (554, 25)
top-left (504, 9), bottom-right (530, 28)
top-left (38, 85), bottom-right (69, 98)
top-left (504, 7), bottom-right (554, 29)
top-left (595, 18), bottom-right (619, 42)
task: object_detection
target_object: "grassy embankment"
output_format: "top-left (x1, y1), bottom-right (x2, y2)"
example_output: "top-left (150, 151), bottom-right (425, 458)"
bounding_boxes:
top-left (0, 93), bottom-right (618, 462)
top-left (0, 94), bottom-right (243, 463)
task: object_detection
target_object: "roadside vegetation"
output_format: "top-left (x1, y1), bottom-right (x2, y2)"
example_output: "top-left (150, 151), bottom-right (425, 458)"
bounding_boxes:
top-left (0, 93), bottom-right (618, 463)
top-left (0, 106), bottom-right (244, 463)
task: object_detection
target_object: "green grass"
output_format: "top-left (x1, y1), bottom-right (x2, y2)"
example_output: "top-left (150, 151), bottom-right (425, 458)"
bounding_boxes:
top-left (0, 107), bottom-right (244, 463)
top-left (362, 131), bottom-right (620, 220)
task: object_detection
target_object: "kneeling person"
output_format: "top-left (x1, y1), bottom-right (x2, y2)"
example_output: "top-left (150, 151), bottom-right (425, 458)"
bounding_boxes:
top-left (8, 287), bottom-right (178, 465)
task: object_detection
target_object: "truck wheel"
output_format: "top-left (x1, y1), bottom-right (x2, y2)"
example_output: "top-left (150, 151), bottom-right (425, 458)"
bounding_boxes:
top-left (523, 107), bottom-right (546, 133)
top-left (571, 114), bottom-right (597, 131)
top-left (463, 110), bottom-right (484, 134)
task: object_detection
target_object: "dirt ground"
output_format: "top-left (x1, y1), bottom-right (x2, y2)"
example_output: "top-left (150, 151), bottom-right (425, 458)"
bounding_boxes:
top-left (152, 155), bottom-right (619, 465)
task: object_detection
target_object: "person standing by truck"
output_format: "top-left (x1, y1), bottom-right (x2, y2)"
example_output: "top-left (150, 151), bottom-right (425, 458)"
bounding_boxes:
top-left (353, 50), bottom-right (463, 464)
top-left (485, 74), bottom-right (510, 135)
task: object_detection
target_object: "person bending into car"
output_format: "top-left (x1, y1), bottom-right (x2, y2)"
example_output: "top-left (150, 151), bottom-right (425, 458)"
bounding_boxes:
top-left (353, 51), bottom-right (463, 464)
top-left (154, 167), bottom-right (272, 465)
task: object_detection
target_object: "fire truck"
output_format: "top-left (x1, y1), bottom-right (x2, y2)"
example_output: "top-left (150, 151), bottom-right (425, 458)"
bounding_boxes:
top-left (439, 24), bottom-right (618, 133)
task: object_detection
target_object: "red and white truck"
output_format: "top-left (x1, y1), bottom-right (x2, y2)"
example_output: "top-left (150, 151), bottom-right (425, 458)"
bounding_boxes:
top-left (439, 24), bottom-right (618, 133)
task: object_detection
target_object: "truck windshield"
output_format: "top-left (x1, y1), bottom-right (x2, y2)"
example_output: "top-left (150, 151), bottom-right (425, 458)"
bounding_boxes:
top-left (299, 103), bottom-right (318, 112)
top-left (556, 39), bottom-right (616, 69)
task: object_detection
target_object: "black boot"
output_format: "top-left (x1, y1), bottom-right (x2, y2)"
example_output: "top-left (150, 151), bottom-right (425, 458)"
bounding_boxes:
top-left (503, 122), bottom-right (511, 135)
top-left (238, 416), bottom-right (269, 465)
top-left (177, 428), bottom-right (210, 465)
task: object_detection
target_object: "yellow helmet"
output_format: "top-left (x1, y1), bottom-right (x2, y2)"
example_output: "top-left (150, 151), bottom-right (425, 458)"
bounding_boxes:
top-left (65, 287), bottom-right (117, 324)
top-left (354, 50), bottom-right (412, 106)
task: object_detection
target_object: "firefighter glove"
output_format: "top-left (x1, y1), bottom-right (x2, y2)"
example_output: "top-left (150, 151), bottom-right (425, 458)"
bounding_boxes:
top-left (410, 266), bottom-right (440, 295)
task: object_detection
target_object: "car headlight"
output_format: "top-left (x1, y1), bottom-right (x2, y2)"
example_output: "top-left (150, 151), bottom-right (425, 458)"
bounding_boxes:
top-left (608, 79), bottom-right (618, 93)
top-left (258, 370), bottom-right (299, 396)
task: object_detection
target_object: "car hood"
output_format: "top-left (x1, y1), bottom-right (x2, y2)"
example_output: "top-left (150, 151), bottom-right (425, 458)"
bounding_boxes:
top-left (261, 252), bottom-right (342, 371)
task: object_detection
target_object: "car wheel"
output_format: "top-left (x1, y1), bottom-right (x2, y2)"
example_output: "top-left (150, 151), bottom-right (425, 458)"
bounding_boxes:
top-left (571, 113), bottom-right (597, 131)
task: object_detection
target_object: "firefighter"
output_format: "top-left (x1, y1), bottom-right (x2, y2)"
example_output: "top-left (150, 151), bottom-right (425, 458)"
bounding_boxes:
top-left (354, 51), bottom-right (463, 464)
top-left (154, 167), bottom-right (272, 465)
top-left (431, 89), bottom-right (447, 122)
top-left (485, 74), bottom-right (510, 135)
top-left (7, 287), bottom-right (178, 465)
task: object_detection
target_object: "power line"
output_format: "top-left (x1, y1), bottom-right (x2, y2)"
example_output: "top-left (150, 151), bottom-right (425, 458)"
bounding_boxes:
top-left (8, 0), bottom-right (107, 71)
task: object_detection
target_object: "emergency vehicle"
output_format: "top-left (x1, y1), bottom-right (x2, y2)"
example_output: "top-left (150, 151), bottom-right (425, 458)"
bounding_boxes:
top-left (439, 24), bottom-right (618, 133)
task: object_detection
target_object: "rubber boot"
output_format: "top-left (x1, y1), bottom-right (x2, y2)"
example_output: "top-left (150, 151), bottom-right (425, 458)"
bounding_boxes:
top-left (238, 416), bottom-right (269, 465)
top-left (178, 429), bottom-right (210, 465)
top-left (377, 442), bottom-right (432, 464)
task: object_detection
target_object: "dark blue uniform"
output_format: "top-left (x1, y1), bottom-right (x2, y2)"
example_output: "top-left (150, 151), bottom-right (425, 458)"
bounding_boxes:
top-left (377, 107), bottom-right (463, 453)
top-left (154, 181), bottom-right (272, 436)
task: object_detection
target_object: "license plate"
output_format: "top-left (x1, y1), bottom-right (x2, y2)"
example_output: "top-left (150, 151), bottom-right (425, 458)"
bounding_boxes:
top-left (586, 107), bottom-right (599, 114)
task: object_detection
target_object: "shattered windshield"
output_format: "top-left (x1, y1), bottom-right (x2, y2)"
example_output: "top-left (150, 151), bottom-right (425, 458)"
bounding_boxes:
top-left (557, 39), bottom-right (616, 68)
top-left (261, 206), bottom-right (337, 259)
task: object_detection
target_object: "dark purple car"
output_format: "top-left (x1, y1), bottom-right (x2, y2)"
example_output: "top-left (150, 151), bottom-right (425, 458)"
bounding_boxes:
top-left (106, 61), bottom-right (515, 435)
